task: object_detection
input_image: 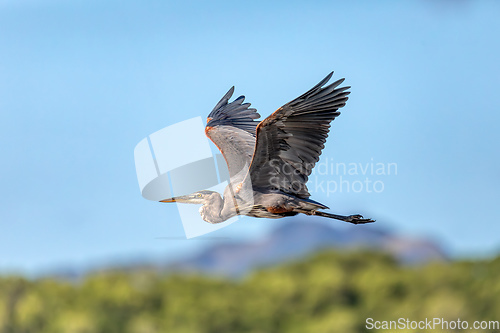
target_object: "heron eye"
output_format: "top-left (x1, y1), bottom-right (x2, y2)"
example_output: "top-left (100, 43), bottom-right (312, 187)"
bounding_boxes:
top-left (197, 194), bottom-right (202, 198)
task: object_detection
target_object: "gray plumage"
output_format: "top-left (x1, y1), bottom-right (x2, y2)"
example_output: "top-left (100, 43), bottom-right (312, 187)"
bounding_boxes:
top-left (161, 72), bottom-right (374, 225)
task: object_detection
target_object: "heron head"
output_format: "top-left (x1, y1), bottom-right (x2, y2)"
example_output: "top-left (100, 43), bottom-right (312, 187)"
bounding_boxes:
top-left (159, 190), bottom-right (218, 205)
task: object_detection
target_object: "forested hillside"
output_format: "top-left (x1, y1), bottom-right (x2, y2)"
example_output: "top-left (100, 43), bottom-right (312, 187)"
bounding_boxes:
top-left (1, 251), bottom-right (499, 333)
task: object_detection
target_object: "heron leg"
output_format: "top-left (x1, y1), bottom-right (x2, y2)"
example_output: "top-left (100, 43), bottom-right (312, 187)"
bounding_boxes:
top-left (296, 209), bottom-right (375, 224)
top-left (322, 213), bottom-right (375, 224)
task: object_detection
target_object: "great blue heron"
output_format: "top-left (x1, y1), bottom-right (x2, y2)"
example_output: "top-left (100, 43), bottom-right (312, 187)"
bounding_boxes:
top-left (160, 72), bottom-right (374, 225)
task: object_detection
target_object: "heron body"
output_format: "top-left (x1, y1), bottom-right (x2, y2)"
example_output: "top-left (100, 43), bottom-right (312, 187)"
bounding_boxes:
top-left (161, 72), bottom-right (374, 225)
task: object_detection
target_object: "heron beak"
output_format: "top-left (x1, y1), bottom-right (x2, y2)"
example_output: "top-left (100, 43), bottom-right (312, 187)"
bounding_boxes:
top-left (159, 198), bottom-right (176, 203)
top-left (159, 194), bottom-right (197, 204)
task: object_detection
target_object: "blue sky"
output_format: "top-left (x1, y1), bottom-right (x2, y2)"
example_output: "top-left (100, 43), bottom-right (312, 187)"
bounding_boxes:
top-left (1, 0), bottom-right (499, 274)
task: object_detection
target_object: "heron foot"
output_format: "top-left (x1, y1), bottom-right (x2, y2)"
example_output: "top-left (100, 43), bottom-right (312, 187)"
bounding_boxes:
top-left (345, 214), bottom-right (375, 224)
top-left (304, 210), bottom-right (375, 224)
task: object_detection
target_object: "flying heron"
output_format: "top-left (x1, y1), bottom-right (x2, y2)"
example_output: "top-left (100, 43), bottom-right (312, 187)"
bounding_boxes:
top-left (160, 72), bottom-right (375, 225)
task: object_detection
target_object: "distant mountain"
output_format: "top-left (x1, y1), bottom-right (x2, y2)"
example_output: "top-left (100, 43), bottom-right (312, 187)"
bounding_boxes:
top-left (166, 220), bottom-right (448, 277)
top-left (42, 219), bottom-right (448, 280)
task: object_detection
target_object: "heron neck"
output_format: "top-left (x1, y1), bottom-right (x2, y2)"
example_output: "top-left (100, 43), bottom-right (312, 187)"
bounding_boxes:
top-left (218, 192), bottom-right (239, 222)
top-left (200, 191), bottom-right (240, 224)
top-left (200, 193), bottom-right (227, 224)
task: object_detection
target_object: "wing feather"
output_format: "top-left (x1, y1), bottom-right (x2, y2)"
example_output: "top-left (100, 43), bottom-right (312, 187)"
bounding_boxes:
top-left (246, 72), bottom-right (350, 198)
top-left (205, 87), bottom-right (261, 180)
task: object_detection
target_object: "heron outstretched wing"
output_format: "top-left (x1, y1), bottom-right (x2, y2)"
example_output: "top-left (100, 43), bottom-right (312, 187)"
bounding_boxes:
top-left (205, 87), bottom-right (261, 180)
top-left (246, 72), bottom-right (350, 199)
